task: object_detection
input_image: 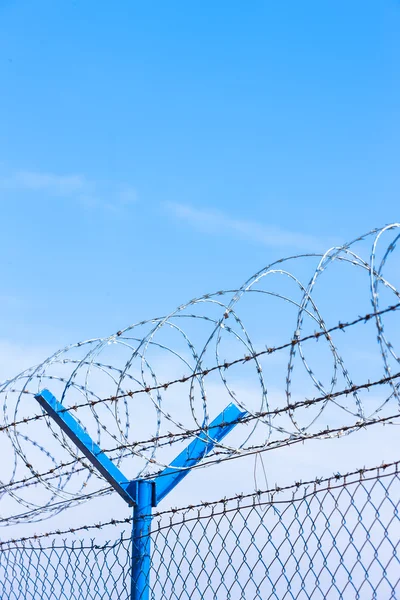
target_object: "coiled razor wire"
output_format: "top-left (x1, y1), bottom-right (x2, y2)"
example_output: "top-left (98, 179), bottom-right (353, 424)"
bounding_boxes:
top-left (0, 223), bottom-right (399, 523)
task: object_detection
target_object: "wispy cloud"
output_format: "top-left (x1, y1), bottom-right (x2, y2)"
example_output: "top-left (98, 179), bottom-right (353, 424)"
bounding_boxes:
top-left (165, 202), bottom-right (325, 251)
top-left (4, 171), bottom-right (88, 195)
top-left (0, 169), bottom-right (137, 211)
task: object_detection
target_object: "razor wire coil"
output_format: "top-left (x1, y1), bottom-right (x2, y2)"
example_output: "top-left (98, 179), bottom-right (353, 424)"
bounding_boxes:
top-left (0, 224), bottom-right (399, 523)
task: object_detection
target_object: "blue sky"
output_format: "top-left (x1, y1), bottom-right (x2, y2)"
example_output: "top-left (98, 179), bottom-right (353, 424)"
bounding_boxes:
top-left (1, 1), bottom-right (400, 538)
top-left (0, 0), bottom-right (399, 347)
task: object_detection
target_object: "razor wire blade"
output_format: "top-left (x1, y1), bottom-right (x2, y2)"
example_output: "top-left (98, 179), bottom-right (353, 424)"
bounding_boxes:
top-left (0, 223), bottom-right (399, 522)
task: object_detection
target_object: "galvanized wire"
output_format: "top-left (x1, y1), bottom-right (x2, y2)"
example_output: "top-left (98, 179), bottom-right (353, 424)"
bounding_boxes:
top-left (150, 462), bottom-right (400, 600)
top-left (1, 460), bottom-right (398, 599)
top-left (0, 369), bottom-right (398, 501)
top-left (0, 223), bottom-right (399, 521)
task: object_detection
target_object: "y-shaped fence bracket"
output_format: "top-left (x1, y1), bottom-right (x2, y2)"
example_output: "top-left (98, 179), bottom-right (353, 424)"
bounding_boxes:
top-left (35, 389), bottom-right (247, 600)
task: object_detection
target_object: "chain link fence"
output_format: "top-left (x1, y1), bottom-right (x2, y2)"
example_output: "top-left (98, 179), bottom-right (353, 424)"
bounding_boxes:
top-left (1, 461), bottom-right (399, 599)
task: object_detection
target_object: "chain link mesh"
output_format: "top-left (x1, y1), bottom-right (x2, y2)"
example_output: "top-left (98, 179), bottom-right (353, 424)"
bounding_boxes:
top-left (0, 537), bottom-right (132, 599)
top-left (1, 461), bottom-right (399, 599)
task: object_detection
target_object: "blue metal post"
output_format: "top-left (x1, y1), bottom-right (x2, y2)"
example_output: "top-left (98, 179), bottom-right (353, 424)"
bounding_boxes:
top-left (155, 403), bottom-right (247, 503)
top-left (130, 480), bottom-right (156, 600)
top-left (35, 389), bottom-right (247, 600)
top-left (35, 389), bottom-right (135, 505)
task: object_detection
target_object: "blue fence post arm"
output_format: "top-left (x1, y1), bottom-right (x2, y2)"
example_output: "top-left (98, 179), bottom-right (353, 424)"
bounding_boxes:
top-left (155, 403), bottom-right (247, 504)
top-left (128, 402), bottom-right (246, 598)
top-left (34, 388), bottom-right (136, 506)
top-left (35, 389), bottom-right (247, 600)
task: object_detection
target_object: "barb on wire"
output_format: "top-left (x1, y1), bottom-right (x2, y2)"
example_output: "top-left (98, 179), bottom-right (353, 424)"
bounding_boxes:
top-left (1, 460), bottom-right (399, 600)
top-left (1, 359), bottom-right (399, 509)
top-left (0, 223), bottom-right (399, 522)
top-left (1, 403), bottom-right (399, 528)
top-left (2, 299), bottom-right (398, 437)
top-left (1, 458), bottom-right (398, 547)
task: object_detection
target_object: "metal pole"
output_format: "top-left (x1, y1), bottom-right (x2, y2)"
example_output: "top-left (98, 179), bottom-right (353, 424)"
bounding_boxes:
top-left (131, 480), bottom-right (155, 600)
top-left (35, 389), bottom-right (246, 600)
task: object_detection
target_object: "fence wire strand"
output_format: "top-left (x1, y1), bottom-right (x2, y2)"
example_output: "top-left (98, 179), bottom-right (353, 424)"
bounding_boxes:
top-left (1, 224), bottom-right (400, 522)
top-left (0, 224), bottom-right (399, 598)
top-left (1, 460), bottom-right (398, 599)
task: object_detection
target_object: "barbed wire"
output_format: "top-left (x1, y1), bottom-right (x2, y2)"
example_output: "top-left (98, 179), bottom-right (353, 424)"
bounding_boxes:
top-left (149, 464), bottom-right (400, 534)
top-left (173, 412), bottom-right (400, 476)
top-left (2, 300), bottom-right (399, 436)
top-left (102, 369), bottom-right (400, 454)
top-left (0, 299), bottom-right (398, 508)
top-left (1, 407), bottom-right (399, 528)
top-left (0, 223), bottom-right (399, 520)
top-left (1, 369), bottom-right (399, 504)
top-left (1, 457), bottom-right (398, 548)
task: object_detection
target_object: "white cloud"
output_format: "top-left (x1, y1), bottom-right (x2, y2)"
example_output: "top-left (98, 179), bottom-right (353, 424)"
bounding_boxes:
top-left (1, 170), bottom-right (89, 196)
top-left (0, 169), bottom-right (137, 210)
top-left (117, 184), bottom-right (137, 206)
top-left (165, 202), bottom-right (326, 251)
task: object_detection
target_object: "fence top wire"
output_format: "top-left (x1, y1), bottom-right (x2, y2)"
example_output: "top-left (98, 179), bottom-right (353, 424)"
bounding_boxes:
top-left (0, 373), bottom-right (399, 530)
top-left (1, 368), bottom-right (399, 498)
top-left (1, 462), bottom-right (399, 600)
top-left (1, 408), bottom-right (399, 531)
top-left (0, 458), bottom-right (398, 549)
top-left (0, 223), bottom-right (399, 522)
top-left (1, 300), bottom-right (399, 436)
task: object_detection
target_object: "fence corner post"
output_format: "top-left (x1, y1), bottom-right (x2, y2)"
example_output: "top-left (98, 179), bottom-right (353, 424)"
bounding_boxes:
top-left (130, 479), bottom-right (156, 600)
